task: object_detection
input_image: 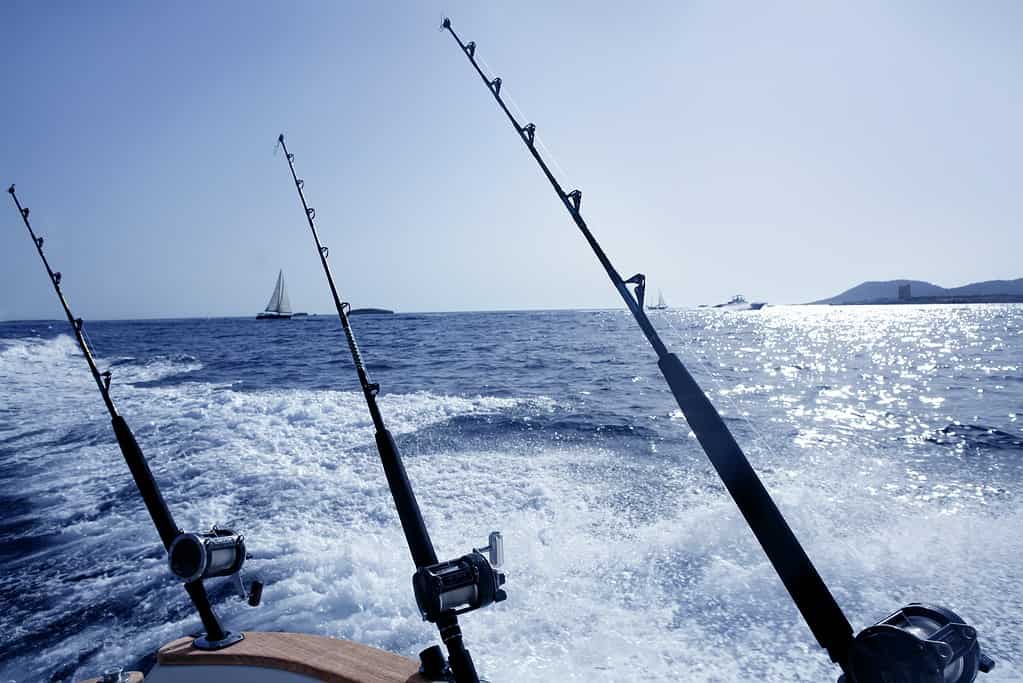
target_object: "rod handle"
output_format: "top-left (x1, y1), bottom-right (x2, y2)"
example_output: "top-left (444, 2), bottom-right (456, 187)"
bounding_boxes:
top-left (657, 353), bottom-right (853, 662)
top-left (375, 428), bottom-right (439, 568)
top-left (111, 416), bottom-right (182, 551)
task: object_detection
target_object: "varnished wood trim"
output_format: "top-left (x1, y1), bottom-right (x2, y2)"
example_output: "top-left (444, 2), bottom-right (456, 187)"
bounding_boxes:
top-left (158, 632), bottom-right (428, 683)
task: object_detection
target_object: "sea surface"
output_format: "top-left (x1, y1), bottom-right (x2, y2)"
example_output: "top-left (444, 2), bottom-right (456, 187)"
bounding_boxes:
top-left (0, 306), bottom-right (1020, 682)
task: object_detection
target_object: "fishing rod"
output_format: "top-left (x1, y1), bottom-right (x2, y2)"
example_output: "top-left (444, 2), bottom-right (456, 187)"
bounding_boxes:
top-left (440, 19), bottom-right (994, 683)
top-left (7, 185), bottom-right (260, 651)
top-left (276, 135), bottom-right (506, 683)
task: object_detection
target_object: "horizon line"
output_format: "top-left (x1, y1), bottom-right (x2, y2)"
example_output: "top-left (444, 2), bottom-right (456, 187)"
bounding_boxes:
top-left (0, 303), bottom-right (820, 324)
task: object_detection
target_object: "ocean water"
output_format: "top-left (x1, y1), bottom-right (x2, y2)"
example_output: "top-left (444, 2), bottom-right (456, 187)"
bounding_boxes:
top-left (0, 305), bottom-right (1020, 682)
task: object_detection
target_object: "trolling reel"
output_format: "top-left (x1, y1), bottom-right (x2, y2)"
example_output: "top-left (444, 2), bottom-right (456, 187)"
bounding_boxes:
top-left (841, 604), bottom-right (995, 683)
top-left (413, 532), bottom-right (507, 623)
top-left (169, 527), bottom-right (246, 582)
top-left (168, 526), bottom-right (262, 605)
top-left (165, 526), bottom-right (263, 650)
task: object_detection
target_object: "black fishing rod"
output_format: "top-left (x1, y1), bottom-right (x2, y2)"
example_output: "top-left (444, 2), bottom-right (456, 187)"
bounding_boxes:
top-left (276, 135), bottom-right (506, 683)
top-left (8, 185), bottom-right (258, 651)
top-left (440, 20), bottom-right (994, 683)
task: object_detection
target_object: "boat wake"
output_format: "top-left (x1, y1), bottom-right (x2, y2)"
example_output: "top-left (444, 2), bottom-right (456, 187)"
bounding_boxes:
top-left (1, 325), bottom-right (1021, 681)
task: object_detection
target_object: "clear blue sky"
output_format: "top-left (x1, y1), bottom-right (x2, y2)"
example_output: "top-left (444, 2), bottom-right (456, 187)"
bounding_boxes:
top-left (2, 1), bottom-right (1020, 320)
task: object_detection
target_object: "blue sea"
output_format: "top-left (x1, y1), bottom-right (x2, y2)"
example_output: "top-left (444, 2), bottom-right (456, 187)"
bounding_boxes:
top-left (1, 305), bottom-right (1021, 682)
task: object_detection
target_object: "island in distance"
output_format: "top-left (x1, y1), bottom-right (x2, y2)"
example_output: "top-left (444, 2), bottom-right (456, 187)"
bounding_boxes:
top-left (348, 307), bottom-right (395, 315)
top-left (813, 278), bottom-right (1023, 305)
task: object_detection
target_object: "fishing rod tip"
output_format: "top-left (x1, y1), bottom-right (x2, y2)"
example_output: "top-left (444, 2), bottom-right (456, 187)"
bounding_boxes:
top-left (6, 184), bottom-right (14, 194)
top-left (441, 17), bottom-right (451, 29)
top-left (277, 133), bottom-right (285, 143)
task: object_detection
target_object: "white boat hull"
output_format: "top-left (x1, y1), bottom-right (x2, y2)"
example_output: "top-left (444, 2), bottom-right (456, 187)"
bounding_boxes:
top-left (145, 663), bottom-right (321, 682)
top-left (713, 302), bottom-right (766, 311)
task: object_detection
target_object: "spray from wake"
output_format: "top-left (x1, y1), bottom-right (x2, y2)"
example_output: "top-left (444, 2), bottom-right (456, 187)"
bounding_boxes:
top-left (1, 331), bottom-right (1020, 681)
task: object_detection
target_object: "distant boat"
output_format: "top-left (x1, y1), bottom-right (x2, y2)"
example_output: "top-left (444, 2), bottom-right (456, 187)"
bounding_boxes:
top-left (256, 270), bottom-right (293, 320)
top-left (712, 294), bottom-right (766, 311)
top-left (647, 290), bottom-right (669, 310)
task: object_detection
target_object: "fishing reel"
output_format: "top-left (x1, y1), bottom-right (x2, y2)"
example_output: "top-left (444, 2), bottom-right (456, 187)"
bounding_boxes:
top-left (169, 526), bottom-right (263, 607)
top-left (413, 532), bottom-right (507, 623)
top-left (169, 527), bottom-right (246, 582)
top-left (841, 604), bottom-right (995, 683)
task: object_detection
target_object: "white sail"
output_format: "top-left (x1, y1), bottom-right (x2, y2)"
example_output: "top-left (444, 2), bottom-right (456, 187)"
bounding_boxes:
top-left (264, 271), bottom-right (283, 312)
top-left (262, 270), bottom-right (292, 315)
top-left (277, 272), bottom-right (292, 314)
top-left (647, 288), bottom-right (668, 310)
top-left (278, 285), bottom-right (292, 314)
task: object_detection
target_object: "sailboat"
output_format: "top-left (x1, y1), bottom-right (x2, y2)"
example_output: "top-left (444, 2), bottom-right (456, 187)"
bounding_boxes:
top-left (256, 269), bottom-right (293, 320)
top-left (647, 289), bottom-right (669, 310)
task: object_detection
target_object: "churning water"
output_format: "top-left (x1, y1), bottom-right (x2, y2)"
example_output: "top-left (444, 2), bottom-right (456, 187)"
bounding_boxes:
top-left (1, 305), bottom-right (1020, 682)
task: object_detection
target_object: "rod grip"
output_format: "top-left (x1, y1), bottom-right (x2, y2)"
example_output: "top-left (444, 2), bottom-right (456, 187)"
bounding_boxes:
top-left (657, 353), bottom-right (853, 662)
top-left (375, 430), bottom-right (477, 681)
top-left (111, 415), bottom-right (181, 550)
top-left (375, 428), bottom-right (438, 568)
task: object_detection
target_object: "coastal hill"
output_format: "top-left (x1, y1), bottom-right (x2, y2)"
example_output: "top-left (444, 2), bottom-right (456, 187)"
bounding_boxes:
top-left (813, 278), bottom-right (1023, 305)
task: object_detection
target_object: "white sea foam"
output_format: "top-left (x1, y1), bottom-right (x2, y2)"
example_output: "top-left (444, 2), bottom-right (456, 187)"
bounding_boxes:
top-left (1, 334), bottom-right (1020, 681)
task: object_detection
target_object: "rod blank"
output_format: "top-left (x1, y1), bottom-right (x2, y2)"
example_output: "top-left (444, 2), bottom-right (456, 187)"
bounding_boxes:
top-left (7, 184), bottom-right (232, 647)
top-left (276, 138), bottom-right (481, 683)
top-left (440, 19), bottom-right (855, 668)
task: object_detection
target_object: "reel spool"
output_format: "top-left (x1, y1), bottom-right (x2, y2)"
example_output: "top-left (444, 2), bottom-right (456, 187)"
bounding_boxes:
top-left (413, 532), bottom-right (507, 623)
top-left (168, 527), bottom-right (246, 583)
top-left (842, 604), bottom-right (995, 683)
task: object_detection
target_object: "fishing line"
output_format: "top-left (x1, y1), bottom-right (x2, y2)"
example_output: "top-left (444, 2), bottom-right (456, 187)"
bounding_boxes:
top-left (474, 53), bottom-right (576, 190)
top-left (80, 323), bottom-right (105, 368)
top-left (656, 308), bottom-right (775, 452)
